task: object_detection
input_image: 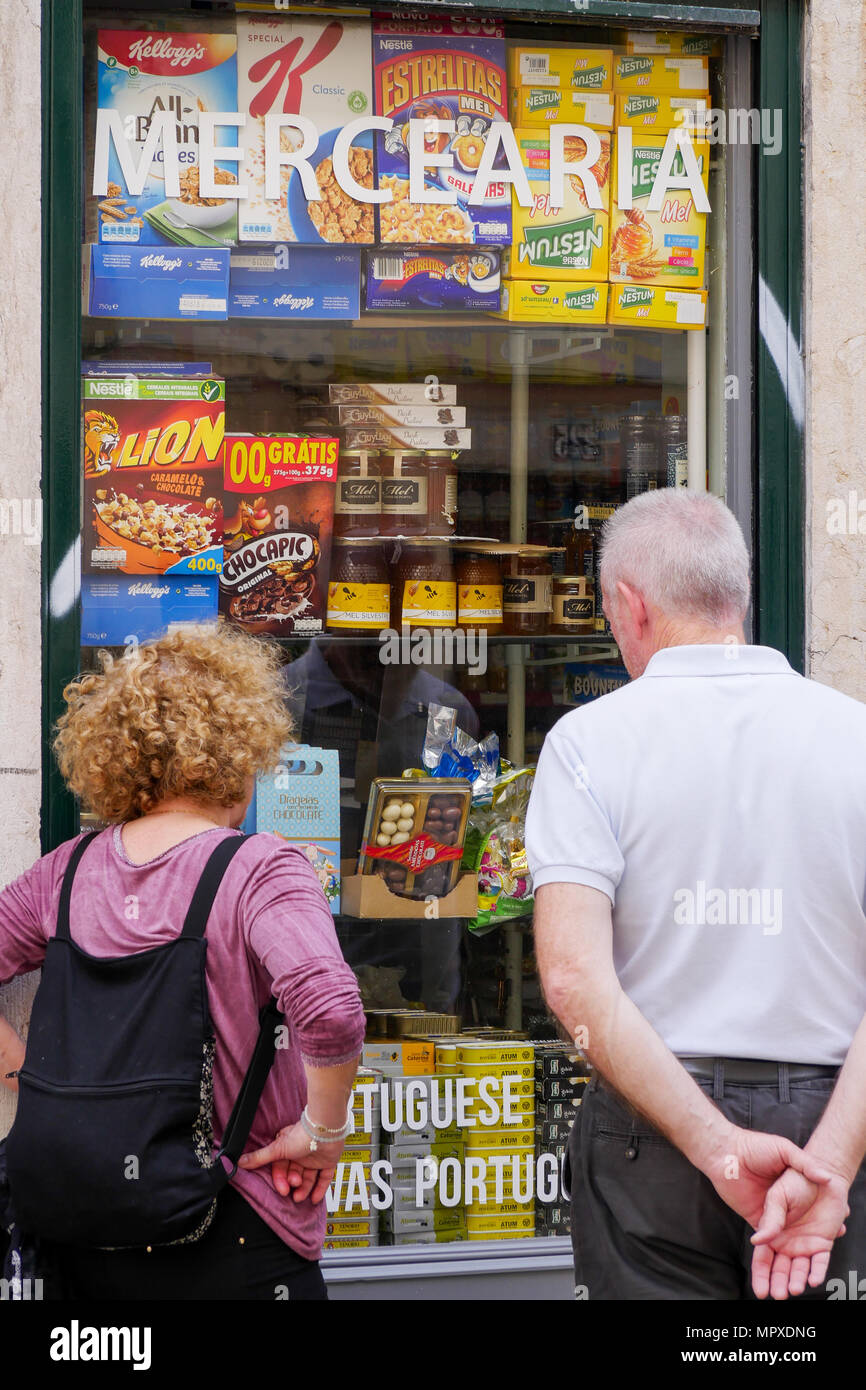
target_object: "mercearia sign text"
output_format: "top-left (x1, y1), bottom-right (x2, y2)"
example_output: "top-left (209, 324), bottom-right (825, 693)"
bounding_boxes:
top-left (93, 112), bottom-right (711, 214)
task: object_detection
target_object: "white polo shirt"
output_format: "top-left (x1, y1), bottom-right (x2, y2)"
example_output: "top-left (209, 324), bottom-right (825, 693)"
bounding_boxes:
top-left (526, 644), bottom-right (866, 1064)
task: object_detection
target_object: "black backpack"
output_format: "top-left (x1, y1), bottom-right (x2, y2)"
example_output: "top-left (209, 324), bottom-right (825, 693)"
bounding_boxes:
top-left (5, 830), bottom-right (281, 1249)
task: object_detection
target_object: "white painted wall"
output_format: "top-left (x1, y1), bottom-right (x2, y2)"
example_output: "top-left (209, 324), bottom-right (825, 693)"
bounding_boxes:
top-left (804, 0), bottom-right (866, 694)
top-left (0, 0), bottom-right (43, 1136)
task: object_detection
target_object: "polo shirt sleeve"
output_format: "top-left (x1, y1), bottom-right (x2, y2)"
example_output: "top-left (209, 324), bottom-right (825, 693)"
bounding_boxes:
top-left (526, 726), bottom-right (625, 903)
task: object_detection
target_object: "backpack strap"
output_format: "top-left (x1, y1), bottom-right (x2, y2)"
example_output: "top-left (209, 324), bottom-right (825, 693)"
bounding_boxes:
top-left (216, 997), bottom-right (284, 1174)
top-left (179, 833), bottom-right (249, 941)
top-left (55, 831), bottom-right (101, 942)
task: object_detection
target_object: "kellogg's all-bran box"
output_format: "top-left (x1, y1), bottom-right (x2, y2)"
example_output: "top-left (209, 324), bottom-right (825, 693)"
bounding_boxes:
top-left (83, 375), bottom-right (225, 576)
top-left (220, 434), bottom-right (338, 636)
top-left (237, 14), bottom-right (375, 245)
top-left (95, 31), bottom-right (239, 245)
top-left (373, 13), bottom-right (510, 245)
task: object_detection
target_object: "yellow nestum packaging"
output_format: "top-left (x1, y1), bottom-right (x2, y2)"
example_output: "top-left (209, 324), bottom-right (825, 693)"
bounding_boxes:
top-left (607, 282), bottom-right (708, 330)
top-left (507, 128), bottom-right (610, 282)
top-left (496, 280), bottom-right (608, 324)
top-left (510, 86), bottom-right (614, 129)
top-left (610, 129), bottom-right (709, 287)
top-left (507, 45), bottom-right (613, 92)
top-left (615, 93), bottom-right (709, 134)
top-left (613, 54), bottom-right (709, 94)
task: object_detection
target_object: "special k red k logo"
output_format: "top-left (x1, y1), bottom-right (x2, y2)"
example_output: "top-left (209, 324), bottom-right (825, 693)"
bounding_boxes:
top-left (247, 22), bottom-right (344, 116)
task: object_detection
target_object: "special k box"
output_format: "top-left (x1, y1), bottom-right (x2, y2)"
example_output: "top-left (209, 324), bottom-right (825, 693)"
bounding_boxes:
top-left (82, 375), bottom-right (224, 576)
top-left (95, 31), bottom-right (238, 246)
top-left (373, 14), bottom-right (510, 246)
top-left (506, 128), bottom-right (610, 282)
top-left (237, 14), bottom-right (375, 245)
top-left (610, 130), bottom-right (709, 287)
top-left (220, 433), bottom-right (338, 636)
top-left (613, 54), bottom-right (709, 95)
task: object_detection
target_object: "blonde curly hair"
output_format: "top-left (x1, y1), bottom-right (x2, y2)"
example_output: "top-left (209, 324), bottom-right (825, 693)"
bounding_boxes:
top-left (54, 624), bottom-right (294, 822)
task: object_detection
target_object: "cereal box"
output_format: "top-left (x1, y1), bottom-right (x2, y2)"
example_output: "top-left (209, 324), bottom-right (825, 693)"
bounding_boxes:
top-left (256, 745), bottom-right (341, 913)
top-left (510, 87), bottom-right (614, 130)
top-left (495, 279), bottom-right (608, 324)
top-left (95, 31), bottom-right (238, 246)
top-left (607, 282), bottom-right (707, 330)
top-left (615, 94), bottom-right (709, 134)
top-left (85, 246), bottom-right (230, 320)
top-left (229, 246), bottom-right (361, 318)
top-left (506, 127), bottom-right (610, 283)
top-left (365, 249), bottom-right (501, 312)
top-left (613, 55), bottom-right (709, 95)
top-left (507, 45), bottom-right (613, 93)
top-left (614, 30), bottom-right (722, 58)
top-left (82, 375), bottom-right (224, 576)
top-left (610, 130), bottom-right (709, 287)
top-left (373, 14), bottom-right (510, 246)
top-left (80, 575), bottom-right (219, 646)
top-left (220, 433), bottom-right (338, 636)
top-left (237, 14), bottom-right (374, 245)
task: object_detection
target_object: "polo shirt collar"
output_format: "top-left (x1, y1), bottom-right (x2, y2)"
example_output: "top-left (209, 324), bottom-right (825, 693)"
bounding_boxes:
top-left (643, 644), bottom-right (794, 677)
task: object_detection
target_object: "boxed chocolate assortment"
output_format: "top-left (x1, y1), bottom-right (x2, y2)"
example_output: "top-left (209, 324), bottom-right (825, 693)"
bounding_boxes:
top-left (328, 383), bottom-right (458, 406)
top-left (359, 777), bottom-right (472, 901)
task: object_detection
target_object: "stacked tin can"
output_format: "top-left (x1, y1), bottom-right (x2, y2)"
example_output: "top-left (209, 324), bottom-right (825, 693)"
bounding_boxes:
top-left (323, 1068), bottom-right (382, 1251)
top-left (533, 1043), bottom-right (591, 1237)
top-left (457, 1039), bottom-right (537, 1241)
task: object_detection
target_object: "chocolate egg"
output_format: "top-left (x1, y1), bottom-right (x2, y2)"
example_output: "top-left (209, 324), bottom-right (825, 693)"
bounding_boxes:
top-left (396, 817), bottom-right (414, 832)
top-left (399, 802), bottom-right (415, 819)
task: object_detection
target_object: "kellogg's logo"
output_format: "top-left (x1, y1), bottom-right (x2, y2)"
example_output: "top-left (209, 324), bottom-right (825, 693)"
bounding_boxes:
top-left (127, 37), bottom-right (206, 68)
top-left (273, 294), bottom-right (315, 310)
top-left (140, 253), bottom-right (183, 273)
top-left (128, 582), bottom-right (170, 598)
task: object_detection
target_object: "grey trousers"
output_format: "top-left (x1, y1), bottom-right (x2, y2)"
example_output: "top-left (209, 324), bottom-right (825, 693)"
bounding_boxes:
top-left (565, 1071), bottom-right (866, 1300)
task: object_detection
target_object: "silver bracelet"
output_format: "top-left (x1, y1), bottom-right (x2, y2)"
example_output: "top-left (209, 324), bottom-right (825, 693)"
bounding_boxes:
top-left (300, 1105), bottom-right (353, 1152)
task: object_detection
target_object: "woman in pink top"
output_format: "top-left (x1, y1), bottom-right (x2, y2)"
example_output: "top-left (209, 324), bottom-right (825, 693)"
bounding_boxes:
top-left (0, 625), bottom-right (366, 1300)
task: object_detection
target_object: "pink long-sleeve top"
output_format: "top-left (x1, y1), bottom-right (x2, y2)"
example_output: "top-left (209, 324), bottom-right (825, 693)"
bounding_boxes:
top-left (0, 825), bottom-right (366, 1261)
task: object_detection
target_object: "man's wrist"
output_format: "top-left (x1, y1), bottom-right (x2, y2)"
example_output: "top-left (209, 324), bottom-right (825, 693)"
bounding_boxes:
top-left (681, 1112), bottom-right (740, 1178)
top-left (804, 1136), bottom-right (859, 1189)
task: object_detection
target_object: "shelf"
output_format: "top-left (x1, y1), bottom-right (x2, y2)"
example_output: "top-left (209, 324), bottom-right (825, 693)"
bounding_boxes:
top-left (273, 631), bottom-right (615, 648)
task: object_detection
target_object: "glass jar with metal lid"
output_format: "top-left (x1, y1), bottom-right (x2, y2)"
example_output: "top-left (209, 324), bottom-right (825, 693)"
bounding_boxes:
top-left (326, 539), bottom-right (390, 632)
top-left (380, 451), bottom-right (428, 536)
top-left (502, 547), bottom-right (554, 636)
top-left (425, 451), bottom-right (458, 537)
top-left (551, 575), bottom-right (595, 635)
top-left (457, 550), bottom-right (503, 630)
top-left (390, 539), bottom-right (456, 628)
top-left (333, 449), bottom-right (381, 538)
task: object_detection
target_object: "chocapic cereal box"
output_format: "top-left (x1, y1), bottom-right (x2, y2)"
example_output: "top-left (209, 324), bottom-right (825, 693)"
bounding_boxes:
top-left (506, 127), bottom-right (610, 282)
top-left (373, 13), bottom-right (510, 246)
top-left (95, 31), bottom-right (239, 246)
top-left (237, 14), bottom-right (374, 245)
top-left (82, 375), bottom-right (225, 576)
top-left (220, 433), bottom-right (338, 636)
top-left (609, 130), bottom-right (709, 287)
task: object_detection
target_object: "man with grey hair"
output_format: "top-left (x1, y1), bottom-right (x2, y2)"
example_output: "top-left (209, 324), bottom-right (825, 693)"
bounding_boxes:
top-left (527, 488), bottom-right (866, 1301)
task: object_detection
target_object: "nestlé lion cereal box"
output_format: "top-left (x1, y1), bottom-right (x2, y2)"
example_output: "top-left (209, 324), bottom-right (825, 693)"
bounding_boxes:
top-left (95, 31), bottom-right (238, 246)
top-left (83, 375), bottom-right (225, 576)
top-left (237, 14), bottom-right (375, 245)
top-left (373, 13), bottom-right (510, 246)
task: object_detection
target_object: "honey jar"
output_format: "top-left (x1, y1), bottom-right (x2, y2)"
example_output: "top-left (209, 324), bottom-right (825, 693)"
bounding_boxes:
top-left (457, 551), bottom-right (503, 629)
top-left (380, 451), bottom-right (427, 536)
top-left (425, 451), bottom-right (458, 537)
top-left (551, 575), bottom-right (595, 634)
top-left (502, 547), bottom-right (553, 636)
top-left (327, 539), bottom-right (390, 632)
top-left (333, 450), bottom-right (381, 538)
top-left (391, 539), bottom-right (456, 628)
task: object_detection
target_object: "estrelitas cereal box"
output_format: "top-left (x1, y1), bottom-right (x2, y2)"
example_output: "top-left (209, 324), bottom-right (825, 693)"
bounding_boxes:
top-left (609, 130), bottom-right (709, 287)
top-left (506, 127), bottom-right (610, 282)
top-left (95, 31), bottom-right (238, 246)
top-left (373, 14), bottom-right (510, 246)
top-left (237, 14), bottom-right (374, 244)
